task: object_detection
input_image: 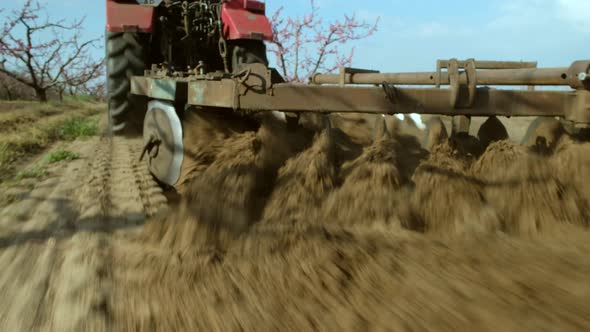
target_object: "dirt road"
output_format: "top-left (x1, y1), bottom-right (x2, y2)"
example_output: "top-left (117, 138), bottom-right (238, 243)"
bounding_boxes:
top-left (1, 115), bottom-right (590, 331)
top-left (0, 136), bottom-right (167, 331)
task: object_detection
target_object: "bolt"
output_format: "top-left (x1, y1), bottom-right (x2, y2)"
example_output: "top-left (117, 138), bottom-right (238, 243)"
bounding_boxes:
top-left (579, 72), bottom-right (589, 81)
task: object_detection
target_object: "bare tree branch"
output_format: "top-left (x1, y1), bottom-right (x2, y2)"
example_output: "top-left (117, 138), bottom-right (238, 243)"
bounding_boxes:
top-left (0, 0), bottom-right (103, 101)
top-left (267, 0), bottom-right (379, 83)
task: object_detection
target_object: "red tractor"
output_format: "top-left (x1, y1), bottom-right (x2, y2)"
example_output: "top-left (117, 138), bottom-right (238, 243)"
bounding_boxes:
top-left (107, 1), bottom-right (590, 191)
top-left (106, 0), bottom-right (273, 135)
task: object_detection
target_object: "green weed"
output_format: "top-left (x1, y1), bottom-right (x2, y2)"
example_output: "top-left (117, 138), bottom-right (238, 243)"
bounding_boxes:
top-left (43, 148), bottom-right (79, 164)
top-left (15, 166), bottom-right (48, 180)
top-left (57, 116), bottom-right (99, 140)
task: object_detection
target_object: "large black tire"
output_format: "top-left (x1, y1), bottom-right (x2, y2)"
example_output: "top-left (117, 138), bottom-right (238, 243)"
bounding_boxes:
top-left (230, 40), bottom-right (268, 73)
top-left (106, 32), bottom-right (147, 136)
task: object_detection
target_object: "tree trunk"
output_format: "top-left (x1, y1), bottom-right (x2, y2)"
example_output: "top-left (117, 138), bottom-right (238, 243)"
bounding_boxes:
top-left (35, 88), bottom-right (48, 102)
top-left (1, 84), bottom-right (12, 101)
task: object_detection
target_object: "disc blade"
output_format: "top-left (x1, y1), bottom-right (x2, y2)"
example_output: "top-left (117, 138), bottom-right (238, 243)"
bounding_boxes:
top-left (143, 100), bottom-right (184, 186)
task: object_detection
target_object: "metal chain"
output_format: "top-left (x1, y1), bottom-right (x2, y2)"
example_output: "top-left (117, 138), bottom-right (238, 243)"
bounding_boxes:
top-left (218, 37), bottom-right (229, 73)
top-left (213, 3), bottom-right (230, 73)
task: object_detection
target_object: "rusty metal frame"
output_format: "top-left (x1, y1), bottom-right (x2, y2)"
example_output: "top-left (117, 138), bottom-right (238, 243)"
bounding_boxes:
top-left (432, 58), bottom-right (539, 134)
top-left (130, 59), bottom-right (590, 125)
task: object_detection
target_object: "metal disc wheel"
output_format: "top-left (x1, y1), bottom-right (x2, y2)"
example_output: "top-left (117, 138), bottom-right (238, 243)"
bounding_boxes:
top-left (521, 117), bottom-right (565, 152)
top-left (142, 100), bottom-right (184, 186)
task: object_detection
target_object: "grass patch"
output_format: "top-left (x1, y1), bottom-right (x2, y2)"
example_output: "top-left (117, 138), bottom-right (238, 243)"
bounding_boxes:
top-left (11, 147), bottom-right (79, 182)
top-left (15, 166), bottom-right (48, 180)
top-left (0, 100), bottom-right (103, 182)
top-left (43, 148), bottom-right (79, 163)
top-left (56, 116), bottom-right (99, 141)
top-left (0, 143), bottom-right (15, 167)
top-left (0, 99), bottom-right (97, 130)
top-left (61, 94), bottom-right (97, 103)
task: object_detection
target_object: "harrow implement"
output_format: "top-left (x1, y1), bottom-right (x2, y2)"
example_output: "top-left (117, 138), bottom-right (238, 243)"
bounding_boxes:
top-left (131, 59), bottom-right (590, 186)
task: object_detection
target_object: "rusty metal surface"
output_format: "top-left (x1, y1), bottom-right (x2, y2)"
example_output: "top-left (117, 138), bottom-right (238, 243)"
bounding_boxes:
top-left (132, 59), bottom-right (590, 125)
top-left (312, 61), bottom-right (590, 88)
top-left (189, 80), bottom-right (237, 108)
top-left (312, 67), bottom-right (574, 86)
top-left (235, 84), bottom-right (576, 117)
top-left (571, 90), bottom-right (590, 125)
top-left (567, 61), bottom-right (590, 90)
top-left (436, 60), bottom-right (537, 70)
top-left (131, 76), bottom-right (188, 101)
top-left (133, 76), bottom-right (583, 120)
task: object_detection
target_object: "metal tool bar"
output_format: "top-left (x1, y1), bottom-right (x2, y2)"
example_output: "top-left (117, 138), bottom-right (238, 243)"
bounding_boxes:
top-left (180, 74), bottom-right (581, 119)
top-left (131, 59), bottom-right (590, 125)
top-left (312, 67), bottom-right (570, 86)
top-left (437, 60), bottom-right (537, 70)
top-left (234, 84), bottom-right (575, 117)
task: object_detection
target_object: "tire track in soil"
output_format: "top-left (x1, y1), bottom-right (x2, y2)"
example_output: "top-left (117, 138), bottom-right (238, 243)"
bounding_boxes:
top-left (0, 136), bottom-right (168, 332)
top-left (46, 136), bottom-right (168, 332)
top-left (44, 137), bottom-right (116, 332)
top-left (0, 138), bottom-right (92, 331)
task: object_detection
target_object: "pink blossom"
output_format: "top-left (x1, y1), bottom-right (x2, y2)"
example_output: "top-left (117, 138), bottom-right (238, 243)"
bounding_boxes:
top-left (267, 0), bottom-right (379, 82)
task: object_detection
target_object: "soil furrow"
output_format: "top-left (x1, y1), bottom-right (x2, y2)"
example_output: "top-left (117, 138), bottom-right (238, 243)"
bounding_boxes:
top-left (1, 108), bottom-right (589, 331)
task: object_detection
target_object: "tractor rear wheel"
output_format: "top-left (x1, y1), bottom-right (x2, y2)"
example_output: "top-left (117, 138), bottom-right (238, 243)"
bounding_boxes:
top-left (106, 32), bottom-right (148, 136)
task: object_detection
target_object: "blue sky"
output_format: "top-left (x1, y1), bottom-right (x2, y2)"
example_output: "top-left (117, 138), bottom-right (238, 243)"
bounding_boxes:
top-left (2, 0), bottom-right (589, 72)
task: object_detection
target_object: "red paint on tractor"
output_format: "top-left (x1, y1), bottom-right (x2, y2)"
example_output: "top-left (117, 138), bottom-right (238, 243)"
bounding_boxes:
top-left (241, 0), bottom-right (267, 12)
top-left (222, 0), bottom-right (273, 40)
top-left (106, 0), bottom-right (154, 33)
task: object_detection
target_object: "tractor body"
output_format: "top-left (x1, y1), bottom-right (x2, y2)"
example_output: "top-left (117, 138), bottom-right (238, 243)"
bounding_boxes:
top-left (106, 0), bottom-right (272, 38)
top-left (104, 1), bottom-right (590, 191)
top-left (105, 0), bottom-right (272, 134)
top-left (106, 0), bottom-right (155, 33)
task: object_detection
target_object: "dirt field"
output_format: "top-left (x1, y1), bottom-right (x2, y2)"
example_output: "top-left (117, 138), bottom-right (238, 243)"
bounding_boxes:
top-left (0, 105), bottom-right (589, 331)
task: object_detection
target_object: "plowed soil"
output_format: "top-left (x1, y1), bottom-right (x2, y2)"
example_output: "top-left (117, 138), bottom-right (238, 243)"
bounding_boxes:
top-left (1, 111), bottom-right (590, 332)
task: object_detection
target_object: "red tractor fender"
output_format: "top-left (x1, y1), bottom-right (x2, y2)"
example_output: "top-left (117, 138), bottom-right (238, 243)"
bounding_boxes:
top-left (222, 0), bottom-right (273, 41)
top-left (106, 0), bottom-right (155, 33)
